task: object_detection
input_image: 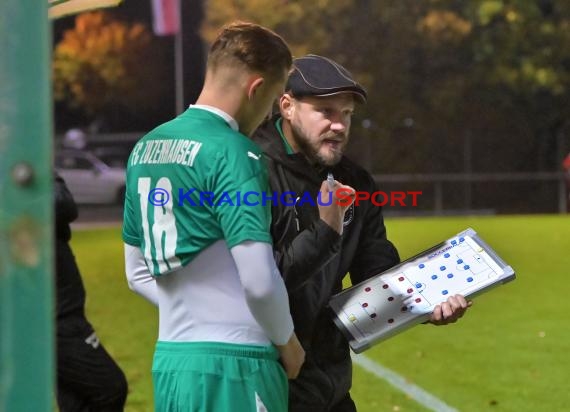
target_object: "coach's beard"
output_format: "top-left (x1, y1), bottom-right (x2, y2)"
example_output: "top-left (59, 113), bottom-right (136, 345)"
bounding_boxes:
top-left (291, 125), bottom-right (346, 168)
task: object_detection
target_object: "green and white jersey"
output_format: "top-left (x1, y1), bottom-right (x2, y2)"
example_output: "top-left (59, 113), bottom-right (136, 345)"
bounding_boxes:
top-left (122, 107), bottom-right (272, 277)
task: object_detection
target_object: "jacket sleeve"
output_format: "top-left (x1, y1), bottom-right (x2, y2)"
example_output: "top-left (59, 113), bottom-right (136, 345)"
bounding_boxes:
top-left (349, 179), bottom-right (400, 285)
top-left (54, 173), bottom-right (78, 226)
top-left (274, 218), bottom-right (342, 292)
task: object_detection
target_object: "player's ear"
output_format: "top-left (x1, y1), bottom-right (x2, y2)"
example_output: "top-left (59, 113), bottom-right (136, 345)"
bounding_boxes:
top-left (280, 94), bottom-right (294, 120)
top-left (246, 76), bottom-right (264, 101)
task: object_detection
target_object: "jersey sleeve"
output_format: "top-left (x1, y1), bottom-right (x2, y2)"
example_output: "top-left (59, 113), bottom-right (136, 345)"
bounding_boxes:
top-left (209, 148), bottom-right (272, 248)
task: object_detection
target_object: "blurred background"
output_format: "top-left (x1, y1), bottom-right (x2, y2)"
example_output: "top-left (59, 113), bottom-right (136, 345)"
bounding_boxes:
top-left (51, 0), bottom-right (570, 217)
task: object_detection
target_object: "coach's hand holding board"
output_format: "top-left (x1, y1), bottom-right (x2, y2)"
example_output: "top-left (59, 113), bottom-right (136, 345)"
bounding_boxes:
top-left (330, 228), bottom-right (514, 353)
top-left (426, 293), bottom-right (472, 326)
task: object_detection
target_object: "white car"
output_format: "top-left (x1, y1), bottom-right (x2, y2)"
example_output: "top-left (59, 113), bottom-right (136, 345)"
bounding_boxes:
top-left (55, 149), bottom-right (126, 205)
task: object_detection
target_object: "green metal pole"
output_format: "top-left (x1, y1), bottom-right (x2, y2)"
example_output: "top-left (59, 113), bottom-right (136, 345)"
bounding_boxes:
top-left (0, 0), bottom-right (53, 410)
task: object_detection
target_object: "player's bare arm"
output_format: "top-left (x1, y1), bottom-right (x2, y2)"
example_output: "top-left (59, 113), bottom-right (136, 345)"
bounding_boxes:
top-left (276, 333), bottom-right (305, 379)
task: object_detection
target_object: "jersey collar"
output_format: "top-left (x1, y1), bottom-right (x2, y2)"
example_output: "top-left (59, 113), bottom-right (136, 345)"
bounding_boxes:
top-left (189, 104), bottom-right (239, 132)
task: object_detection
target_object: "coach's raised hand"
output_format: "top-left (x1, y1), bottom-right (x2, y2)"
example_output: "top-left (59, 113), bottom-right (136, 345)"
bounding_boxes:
top-left (318, 179), bottom-right (355, 235)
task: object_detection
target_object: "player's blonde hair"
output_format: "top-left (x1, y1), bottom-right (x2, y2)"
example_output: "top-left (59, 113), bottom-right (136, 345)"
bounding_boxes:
top-left (207, 21), bottom-right (292, 80)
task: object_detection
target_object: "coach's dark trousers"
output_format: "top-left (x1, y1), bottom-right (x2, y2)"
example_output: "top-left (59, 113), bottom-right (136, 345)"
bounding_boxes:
top-left (56, 316), bottom-right (128, 412)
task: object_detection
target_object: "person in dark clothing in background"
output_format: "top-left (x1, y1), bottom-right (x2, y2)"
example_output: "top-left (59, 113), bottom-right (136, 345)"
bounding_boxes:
top-left (55, 173), bottom-right (128, 411)
top-left (252, 55), bottom-right (471, 411)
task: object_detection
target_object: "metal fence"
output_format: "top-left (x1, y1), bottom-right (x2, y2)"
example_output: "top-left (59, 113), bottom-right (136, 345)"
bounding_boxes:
top-left (373, 172), bottom-right (568, 215)
top-left (56, 132), bottom-right (570, 216)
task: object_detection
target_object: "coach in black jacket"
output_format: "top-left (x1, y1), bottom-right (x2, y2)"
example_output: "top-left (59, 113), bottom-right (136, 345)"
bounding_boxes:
top-left (55, 173), bottom-right (127, 411)
top-left (252, 55), bottom-right (470, 411)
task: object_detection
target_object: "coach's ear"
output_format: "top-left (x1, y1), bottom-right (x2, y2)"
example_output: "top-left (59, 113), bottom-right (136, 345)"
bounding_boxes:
top-left (280, 93), bottom-right (294, 120)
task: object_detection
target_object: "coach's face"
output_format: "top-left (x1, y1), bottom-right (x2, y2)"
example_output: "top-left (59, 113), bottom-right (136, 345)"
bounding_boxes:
top-left (282, 93), bottom-right (355, 167)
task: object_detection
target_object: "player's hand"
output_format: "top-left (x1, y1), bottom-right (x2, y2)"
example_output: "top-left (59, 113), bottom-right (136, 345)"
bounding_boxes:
top-left (428, 294), bottom-right (472, 325)
top-left (276, 332), bottom-right (305, 379)
top-left (318, 179), bottom-right (355, 235)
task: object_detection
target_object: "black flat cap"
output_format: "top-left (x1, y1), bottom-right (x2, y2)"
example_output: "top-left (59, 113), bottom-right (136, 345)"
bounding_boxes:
top-left (286, 54), bottom-right (367, 103)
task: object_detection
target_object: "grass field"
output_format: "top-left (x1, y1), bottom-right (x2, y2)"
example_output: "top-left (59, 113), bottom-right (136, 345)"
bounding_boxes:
top-left (72, 215), bottom-right (570, 411)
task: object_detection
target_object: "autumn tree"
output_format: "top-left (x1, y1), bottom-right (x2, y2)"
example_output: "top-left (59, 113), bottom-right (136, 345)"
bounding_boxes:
top-left (464, 0), bottom-right (570, 171)
top-left (202, 0), bottom-right (353, 57)
top-left (53, 11), bottom-right (168, 128)
top-left (202, 0), bottom-right (570, 179)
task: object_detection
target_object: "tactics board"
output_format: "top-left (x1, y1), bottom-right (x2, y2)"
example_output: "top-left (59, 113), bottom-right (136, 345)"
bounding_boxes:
top-left (329, 228), bottom-right (515, 353)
